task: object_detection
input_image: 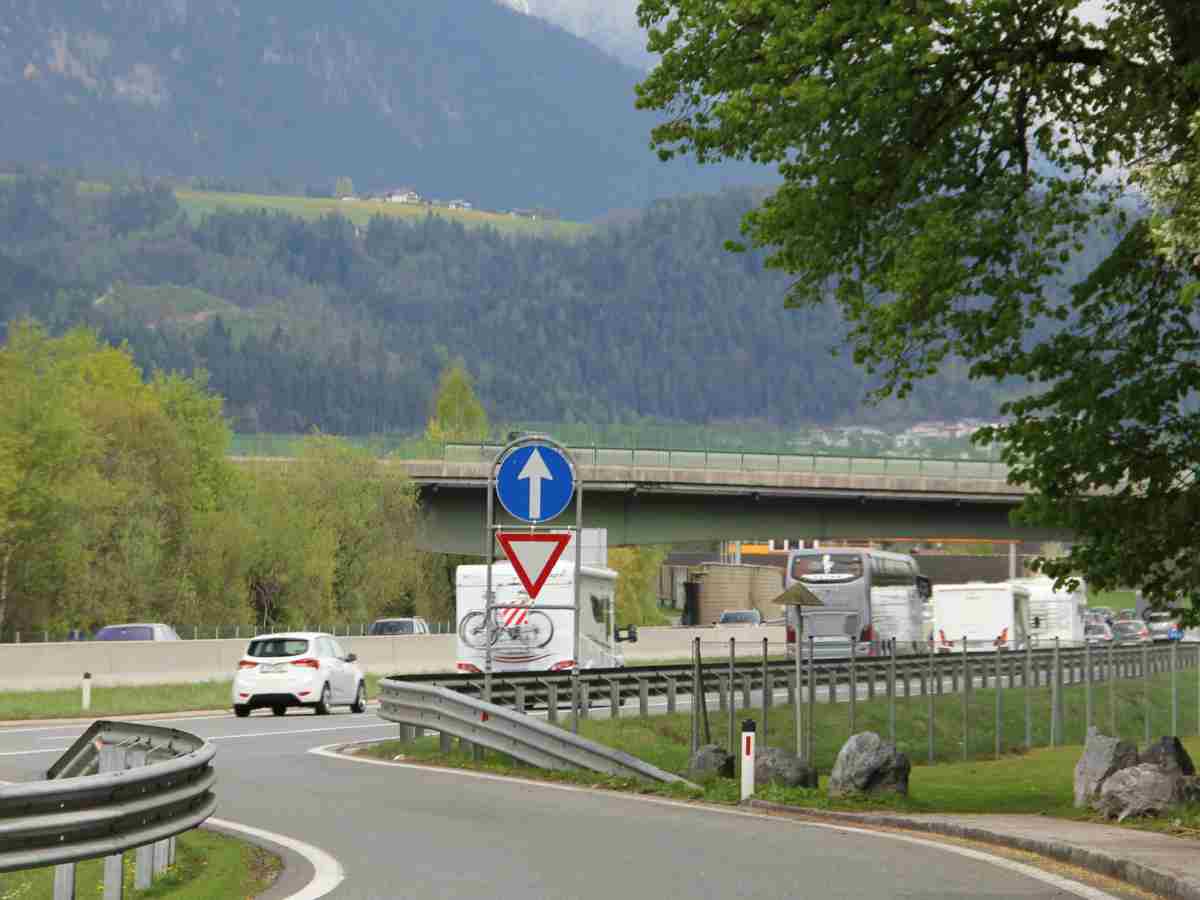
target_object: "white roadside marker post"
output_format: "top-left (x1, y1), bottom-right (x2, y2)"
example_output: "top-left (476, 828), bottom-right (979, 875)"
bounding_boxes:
top-left (740, 718), bottom-right (756, 802)
top-left (81, 672), bottom-right (92, 712)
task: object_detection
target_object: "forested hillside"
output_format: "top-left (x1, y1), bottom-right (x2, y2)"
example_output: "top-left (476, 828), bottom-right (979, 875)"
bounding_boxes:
top-left (0, 174), bottom-right (1099, 433)
top-left (0, 0), bottom-right (762, 218)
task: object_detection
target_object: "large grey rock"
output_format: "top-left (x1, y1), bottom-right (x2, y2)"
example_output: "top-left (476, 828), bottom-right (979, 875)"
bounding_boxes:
top-left (754, 746), bottom-right (818, 789)
top-left (687, 744), bottom-right (734, 780)
top-left (1095, 764), bottom-right (1182, 821)
top-left (828, 732), bottom-right (910, 798)
top-left (1140, 737), bottom-right (1195, 777)
top-left (1074, 727), bottom-right (1138, 808)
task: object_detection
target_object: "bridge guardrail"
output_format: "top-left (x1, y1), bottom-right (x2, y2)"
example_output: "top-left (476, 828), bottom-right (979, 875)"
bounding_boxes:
top-left (0, 720), bottom-right (217, 877)
top-left (438, 442), bottom-right (1013, 482)
top-left (377, 678), bottom-right (694, 786)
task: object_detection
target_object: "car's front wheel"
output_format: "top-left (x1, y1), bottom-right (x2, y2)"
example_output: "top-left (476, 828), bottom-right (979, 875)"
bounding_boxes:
top-left (315, 683), bottom-right (332, 715)
top-left (272, 705), bottom-right (287, 717)
top-left (351, 681), bottom-right (366, 714)
top-left (233, 705), bottom-right (250, 718)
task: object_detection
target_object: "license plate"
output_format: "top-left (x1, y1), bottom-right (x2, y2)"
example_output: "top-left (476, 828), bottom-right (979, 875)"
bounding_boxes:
top-left (262, 663), bottom-right (287, 674)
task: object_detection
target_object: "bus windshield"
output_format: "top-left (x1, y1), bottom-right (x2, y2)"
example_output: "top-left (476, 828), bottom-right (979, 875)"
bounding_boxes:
top-left (792, 553), bottom-right (864, 584)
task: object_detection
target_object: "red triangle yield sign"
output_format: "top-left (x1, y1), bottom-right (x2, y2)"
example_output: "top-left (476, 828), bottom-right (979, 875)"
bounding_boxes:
top-left (496, 532), bottom-right (572, 599)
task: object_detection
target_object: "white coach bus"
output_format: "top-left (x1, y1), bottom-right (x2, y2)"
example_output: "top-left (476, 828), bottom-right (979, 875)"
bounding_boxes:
top-left (784, 548), bottom-right (931, 658)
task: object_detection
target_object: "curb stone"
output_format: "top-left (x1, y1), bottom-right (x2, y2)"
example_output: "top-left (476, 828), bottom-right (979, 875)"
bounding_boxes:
top-left (745, 800), bottom-right (1200, 900)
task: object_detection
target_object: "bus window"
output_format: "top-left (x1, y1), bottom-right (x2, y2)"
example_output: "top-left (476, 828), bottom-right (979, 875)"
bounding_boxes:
top-left (792, 553), bottom-right (864, 584)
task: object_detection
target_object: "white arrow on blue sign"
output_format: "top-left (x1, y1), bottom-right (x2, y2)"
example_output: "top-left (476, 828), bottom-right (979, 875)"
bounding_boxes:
top-left (495, 445), bottom-right (575, 524)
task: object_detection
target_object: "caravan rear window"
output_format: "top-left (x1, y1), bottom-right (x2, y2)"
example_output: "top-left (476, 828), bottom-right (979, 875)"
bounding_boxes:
top-left (793, 554), bottom-right (864, 584)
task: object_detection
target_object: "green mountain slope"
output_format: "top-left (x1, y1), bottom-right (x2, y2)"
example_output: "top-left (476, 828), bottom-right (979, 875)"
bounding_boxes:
top-left (0, 0), bottom-right (764, 218)
top-left (0, 173), bottom-right (1042, 433)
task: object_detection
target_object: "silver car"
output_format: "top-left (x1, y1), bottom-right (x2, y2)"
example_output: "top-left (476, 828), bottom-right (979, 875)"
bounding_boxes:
top-left (1144, 610), bottom-right (1180, 642)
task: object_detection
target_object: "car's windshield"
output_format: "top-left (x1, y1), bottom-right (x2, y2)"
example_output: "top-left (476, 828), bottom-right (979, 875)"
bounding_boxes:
top-left (719, 611), bottom-right (759, 624)
top-left (94, 625), bottom-right (154, 641)
top-left (247, 638), bottom-right (309, 658)
top-left (1112, 622), bottom-right (1142, 636)
top-left (371, 620), bottom-right (414, 635)
top-left (1085, 624), bottom-right (1109, 636)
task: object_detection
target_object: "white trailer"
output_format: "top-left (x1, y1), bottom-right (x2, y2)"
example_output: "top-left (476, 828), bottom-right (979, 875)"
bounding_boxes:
top-left (932, 582), bottom-right (1032, 653)
top-left (455, 561), bottom-right (627, 674)
top-left (1007, 576), bottom-right (1087, 647)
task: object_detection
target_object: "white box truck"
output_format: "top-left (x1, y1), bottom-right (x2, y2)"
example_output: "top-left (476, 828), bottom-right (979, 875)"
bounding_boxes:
top-left (455, 561), bottom-right (633, 674)
top-left (932, 581), bottom-right (1032, 653)
top-left (1007, 576), bottom-right (1087, 647)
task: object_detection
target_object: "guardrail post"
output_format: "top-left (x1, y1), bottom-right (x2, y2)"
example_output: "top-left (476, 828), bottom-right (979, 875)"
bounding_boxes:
top-left (546, 681), bottom-right (559, 723)
top-left (153, 838), bottom-right (169, 876)
top-left (127, 747), bottom-right (154, 890)
top-left (1143, 642), bottom-right (1151, 745)
top-left (579, 682), bottom-right (590, 720)
top-left (807, 638), bottom-right (816, 764)
top-left (1050, 638), bottom-right (1061, 747)
top-left (742, 672), bottom-right (753, 709)
top-left (1085, 638), bottom-right (1093, 733)
top-left (927, 642), bottom-right (935, 764)
top-left (514, 685), bottom-right (526, 715)
top-left (962, 637), bottom-right (969, 760)
top-left (717, 674), bottom-right (728, 712)
top-left (638, 678), bottom-right (649, 718)
top-left (665, 676), bottom-right (677, 714)
top-left (888, 639), bottom-right (897, 744)
top-left (53, 862), bottom-right (76, 900)
top-left (728, 637), bottom-right (736, 760)
top-left (440, 730), bottom-right (452, 754)
top-left (1024, 639), bottom-right (1032, 749)
top-left (994, 643), bottom-right (1002, 759)
top-left (1109, 641), bottom-right (1117, 736)
top-left (761, 637), bottom-right (770, 748)
top-left (609, 680), bottom-right (621, 720)
top-left (1171, 639), bottom-right (1178, 737)
top-left (849, 641), bottom-right (858, 735)
top-left (100, 743), bottom-right (127, 900)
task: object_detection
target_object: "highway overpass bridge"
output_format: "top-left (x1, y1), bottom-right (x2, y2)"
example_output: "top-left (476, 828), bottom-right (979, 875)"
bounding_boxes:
top-left (235, 444), bottom-right (1068, 554)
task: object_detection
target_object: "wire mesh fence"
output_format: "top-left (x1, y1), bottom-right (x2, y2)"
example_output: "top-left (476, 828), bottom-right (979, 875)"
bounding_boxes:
top-left (677, 636), bottom-right (1200, 773)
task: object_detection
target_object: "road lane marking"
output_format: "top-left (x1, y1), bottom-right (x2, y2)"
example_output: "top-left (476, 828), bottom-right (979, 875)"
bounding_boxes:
top-left (207, 817), bottom-right (344, 900)
top-left (312, 742), bottom-right (1120, 900)
top-left (0, 723), bottom-right (397, 757)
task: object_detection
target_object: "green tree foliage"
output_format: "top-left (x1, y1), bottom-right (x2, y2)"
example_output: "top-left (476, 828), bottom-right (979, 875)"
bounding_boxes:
top-left (608, 546), bottom-right (668, 626)
top-left (634, 1), bottom-right (1200, 617)
top-left (0, 322), bottom-right (242, 634)
top-left (426, 362), bottom-right (489, 443)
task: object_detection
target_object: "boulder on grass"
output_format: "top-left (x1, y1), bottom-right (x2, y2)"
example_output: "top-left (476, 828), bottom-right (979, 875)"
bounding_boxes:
top-left (1074, 727), bottom-right (1138, 808)
top-left (754, 746), bottom-right (818, 789)
top-left (828, 732), bottom-right (910, 798)
top-left (1140, 737), bottom-right (1196, 777)
top-left (688, 744), bottom-right (734, 780)
top-left (1095, 763), bottom-right (1182, 822)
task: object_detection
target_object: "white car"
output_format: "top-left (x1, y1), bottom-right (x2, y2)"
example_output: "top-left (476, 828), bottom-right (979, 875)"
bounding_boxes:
top-left (233, 632), bottom-right (366, 718)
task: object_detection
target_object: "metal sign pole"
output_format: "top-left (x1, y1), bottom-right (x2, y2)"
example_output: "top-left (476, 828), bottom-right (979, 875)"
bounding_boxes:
top-left (485, 448), bottom-right (497, 707)
top-left (572, 468), bottom-right (583, 735)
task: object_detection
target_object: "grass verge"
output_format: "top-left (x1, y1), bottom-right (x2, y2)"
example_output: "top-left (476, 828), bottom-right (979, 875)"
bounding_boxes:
top-left (0, 674), bottom-right (392, 721)
top-left (0, 829), bottom-right (280, 899)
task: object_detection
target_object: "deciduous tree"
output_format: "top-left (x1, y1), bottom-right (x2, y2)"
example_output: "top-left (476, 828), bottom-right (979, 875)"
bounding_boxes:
top-left (635, 1), bottom-right (1200, 616)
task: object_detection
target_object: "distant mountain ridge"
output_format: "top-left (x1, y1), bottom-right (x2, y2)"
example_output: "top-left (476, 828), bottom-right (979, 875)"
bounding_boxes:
top-left (495, 0), bottom-right (651, 69)
top-left (0, 0), bottom-right (762, 217)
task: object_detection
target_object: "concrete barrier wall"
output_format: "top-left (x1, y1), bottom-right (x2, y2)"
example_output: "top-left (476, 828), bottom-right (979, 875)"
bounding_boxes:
top-left (0, 626), bottom-right (788, 692)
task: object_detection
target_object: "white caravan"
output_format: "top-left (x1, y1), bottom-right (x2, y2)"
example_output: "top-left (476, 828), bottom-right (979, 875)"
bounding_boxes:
top-left (932, 581), bottom-right (1032, 653)
top-left (455, 561), bottom-right (630, 674)
top-left (1007, 576), bottom-right (1087, 647)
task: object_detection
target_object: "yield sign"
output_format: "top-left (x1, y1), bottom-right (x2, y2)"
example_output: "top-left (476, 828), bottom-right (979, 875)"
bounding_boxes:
top-left (496, 532), bottom-right (571, 599)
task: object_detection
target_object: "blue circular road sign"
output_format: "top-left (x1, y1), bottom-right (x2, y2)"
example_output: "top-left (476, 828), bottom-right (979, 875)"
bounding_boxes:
top-left (495, 444), bottom-right (575, 524)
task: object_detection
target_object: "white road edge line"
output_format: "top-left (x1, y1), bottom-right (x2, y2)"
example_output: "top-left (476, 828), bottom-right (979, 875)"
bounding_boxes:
top-left (310, 741), bottom-right (1119, 900)
top-left (207, 816), bottom-right (344, 900)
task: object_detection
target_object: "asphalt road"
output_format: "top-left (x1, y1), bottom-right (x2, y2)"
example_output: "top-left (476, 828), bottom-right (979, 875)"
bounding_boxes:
top-left (0, 709), bottom-right (1109, 899)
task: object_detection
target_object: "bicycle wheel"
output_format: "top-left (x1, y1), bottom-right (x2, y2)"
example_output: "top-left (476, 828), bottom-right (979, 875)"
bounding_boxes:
top-left (458, 611), bottom-right (494, 650)
top-left (523, 611), bottom-right (555, 649)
